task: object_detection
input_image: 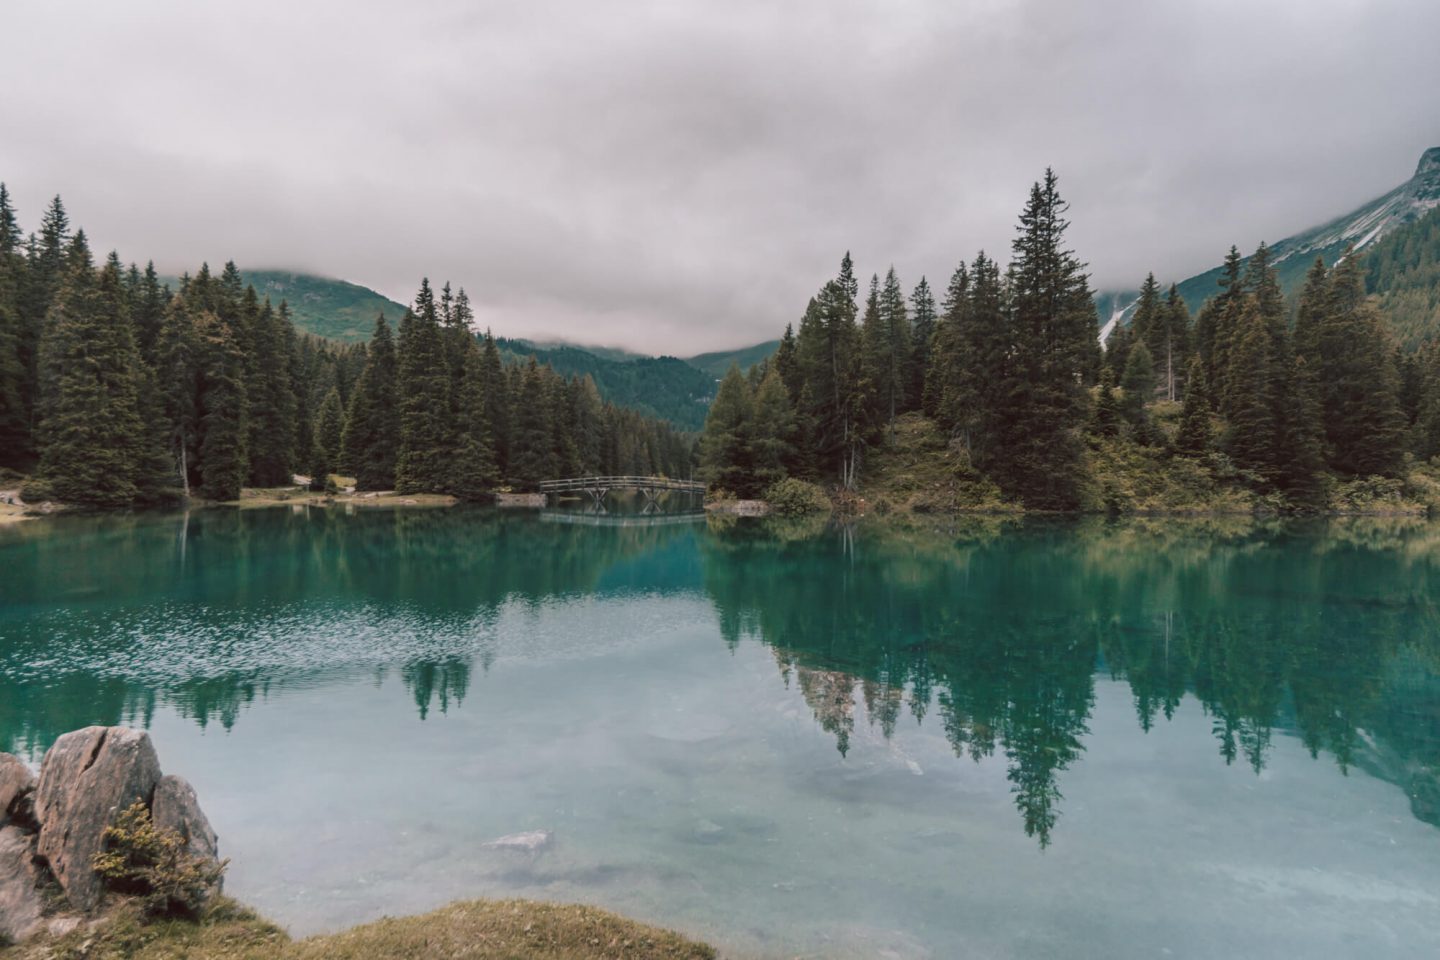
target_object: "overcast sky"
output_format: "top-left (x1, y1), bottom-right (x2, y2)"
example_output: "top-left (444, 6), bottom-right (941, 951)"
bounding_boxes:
top-left (3, 1), bottom-right (1438, 354)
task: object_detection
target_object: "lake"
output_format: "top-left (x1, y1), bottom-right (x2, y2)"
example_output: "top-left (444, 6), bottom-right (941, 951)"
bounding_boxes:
top-left (2, 506), bottom-right (1438, 958)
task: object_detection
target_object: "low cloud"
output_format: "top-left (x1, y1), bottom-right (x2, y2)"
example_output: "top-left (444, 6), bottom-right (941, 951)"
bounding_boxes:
top-left (3, 0), bottom-right (1438, 352)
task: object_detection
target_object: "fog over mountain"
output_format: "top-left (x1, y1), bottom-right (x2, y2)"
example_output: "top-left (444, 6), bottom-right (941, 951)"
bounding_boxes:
top-left (2, 0), bottom-right (1439, 352)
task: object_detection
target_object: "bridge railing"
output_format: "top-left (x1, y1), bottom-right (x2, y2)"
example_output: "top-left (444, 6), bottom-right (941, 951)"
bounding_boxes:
top-left (537, 476), bottom-right (706, 494)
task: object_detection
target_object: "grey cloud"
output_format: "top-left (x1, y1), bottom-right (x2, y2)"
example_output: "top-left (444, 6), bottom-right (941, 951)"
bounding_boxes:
top-left (2, 0), bottom-right (1438, 353)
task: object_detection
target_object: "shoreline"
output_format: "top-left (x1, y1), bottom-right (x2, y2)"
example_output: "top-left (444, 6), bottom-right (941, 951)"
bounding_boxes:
top-left (1, 894), bottom-right (718, 959)
top-left (2, 488), bottom-right (1433, 524)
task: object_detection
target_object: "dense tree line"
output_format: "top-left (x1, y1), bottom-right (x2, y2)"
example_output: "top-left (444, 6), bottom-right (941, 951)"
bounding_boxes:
top-left (700, 169), bottom-right (1437, 511)
top-left (0, 190), bottom-right (690, 506)
top-left (702, 170), bottom-right (1101, 509)
top-left (1364, 206), bottom-right (1440, 348)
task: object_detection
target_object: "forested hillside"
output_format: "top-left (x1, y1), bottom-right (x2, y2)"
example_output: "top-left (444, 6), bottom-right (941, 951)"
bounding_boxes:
top-left (191, 273), bottom-right (774, 431)
top-left (698, 169), bottom-right (1438, 514)
top-left (495, 338), bottom-right (715, 431)
top-left (0, 188), bottom-right (691, 507)
top-left (685, 340), bottom-right (780, 379)
top-left (1101, 147), bottom-right (1440, 339)
top-left (1365, 206), bottom-right (1440, 347)
top-left (158, 270), bottom-right (408, 344)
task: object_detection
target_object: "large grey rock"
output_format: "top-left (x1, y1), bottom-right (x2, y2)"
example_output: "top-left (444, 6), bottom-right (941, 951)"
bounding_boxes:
top-left (151, 775), bottom-right (221, 875)
top-left (0, 755), bottom-right (36, 829)
top-left (34, 727), bottom-right (161, 912)
top-left (0, 826), bottom-right (44, 945)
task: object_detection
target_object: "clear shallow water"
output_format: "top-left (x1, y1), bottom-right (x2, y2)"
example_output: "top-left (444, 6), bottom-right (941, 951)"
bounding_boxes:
top-left (1, 507), bottom-right (1439, 958)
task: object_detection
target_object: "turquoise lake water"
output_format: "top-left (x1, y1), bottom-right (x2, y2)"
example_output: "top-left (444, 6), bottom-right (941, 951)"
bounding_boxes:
top-left (1, 506), bottom-right (1438, 958)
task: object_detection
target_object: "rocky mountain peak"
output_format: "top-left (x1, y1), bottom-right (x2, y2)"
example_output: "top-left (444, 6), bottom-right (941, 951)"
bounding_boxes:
top-left (1415, 147), bottom-right (1440, 180)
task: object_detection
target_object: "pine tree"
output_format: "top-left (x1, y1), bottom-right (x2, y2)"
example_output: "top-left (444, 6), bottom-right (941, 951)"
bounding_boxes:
top-left (1172, 357), bottom-right (1212, 456)
top-left (546, 371), bottom-right (582, 479)
top-left (131, 262), bottom-right (167, 365)
top-left (1159, 285), bottom-right (1190, 401)
top-left (156, 294), bottom-right (201, 495)
top-left (907, 277), bottom-right (936, 413)
top-left (989, 170), bottom-right (1097, 509)
top-left (878, 266), bottom-right (910, 424)
top-left (1413, 340), bottom-right (1440, 460)
top-left (1103, 316), bottom-right (1133, 378)
top-left (1091, 367), bottom-right (1120, 438)
top-left (309, 386), bottom-right (345, 491)
top-left (1315, 253), bottom-right (1406, 477)
top-left (1222, 300), bottom-right (1277, 482)
top-left (0, 184), bottom-right (25, 465)
top-left (699, 365), bottom-right (755, 495)
top-left (793, 256), bottom-right (861, 486)
top-left (22, 198), bottom-right (71, 419)
top-left (568, 374), bottom-right (606, 474)
top-left (479, 332), bottom-right (510, 478)
top-left (449, 345), bottom-right (500, 502)
top-left (857, 274), bottom-right (885, 440)
top-left (35, 247), bottom-right (149, 507)
top-left (1120, 341), bottom-right (1156, 426)
top-left (508, 358), bottom-right (554, 489)
top-left (750, 367), bottom-right (796, 491)
top-left (775, 323), bottom-right (801, 402)
top-left (395, 281), bottom-right (452, 493)
top-left (1130, 274), bottom-right (1162, 357)
top-left (245, 299), bottom-right (298, 486)
top-left (926, 261), bottom-right (969, 428)
top-left (1207, 246), bottom-right (1247, 406)
top-left (340, 315), bottom-right (400, 490)
top-left (195, 305), bottom-right (248, 501)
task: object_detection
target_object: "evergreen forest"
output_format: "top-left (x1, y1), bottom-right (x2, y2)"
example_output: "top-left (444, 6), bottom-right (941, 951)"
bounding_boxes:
top-left (0, 188), bottom-right (691, 507)
top-left (698, 170), bottom-right (1440, 512)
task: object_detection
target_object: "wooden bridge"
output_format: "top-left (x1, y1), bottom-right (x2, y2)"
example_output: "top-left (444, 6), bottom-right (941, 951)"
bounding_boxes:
top-left (537, 476), bottom-right (706, 508)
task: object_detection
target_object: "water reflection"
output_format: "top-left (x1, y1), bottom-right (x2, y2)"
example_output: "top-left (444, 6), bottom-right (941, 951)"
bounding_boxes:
top-left (701, 515), bottom-right (1440, 843)
top-left (1, 508), bottom-right (1438, 848)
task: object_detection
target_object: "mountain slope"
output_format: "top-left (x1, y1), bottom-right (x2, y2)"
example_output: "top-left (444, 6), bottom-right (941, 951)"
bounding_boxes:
top-left (496, 338), bottom-right (715, 431)
top-left (245, 271), bottom-right (410, 342)
top-left (684, 340), bottom-right (780, 378)
top-left (156, 266), bottom-right (773, 428)
top-left (1364, 204), bottom-right (1440, 346)
top-left (159, 270), bottom-right (409, 343)
top-left (1102, 147), bottom-right (1440, 340)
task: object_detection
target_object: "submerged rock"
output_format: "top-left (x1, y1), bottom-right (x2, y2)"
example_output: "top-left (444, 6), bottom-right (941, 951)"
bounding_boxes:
top-left (34, 727), bottom-right (162, 912)
top-left (0, 825), bottom-right (44, 944)
top-left (484, 830), bottom-right (553, 852)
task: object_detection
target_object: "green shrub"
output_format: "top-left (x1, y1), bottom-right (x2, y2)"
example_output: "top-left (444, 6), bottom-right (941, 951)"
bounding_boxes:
top-left (92, 802), bottom-right (228, 919)
top-left (18, 476), bottom-right (56, 503)
top-left (764, 478), bottom-right (830, 516)
top-left (1331, 475), bottom-right (1409, 512)
top-left (705, 486), bottom-right (737, 504)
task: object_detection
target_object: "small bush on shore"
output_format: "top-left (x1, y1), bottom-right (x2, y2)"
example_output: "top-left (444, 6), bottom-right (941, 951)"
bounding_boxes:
top-left (92, 802), bottom-right (228, 919)
top-left (16, 477), bottom-right (55, 504)
top-left (765, 478), bottom-right (830, 516)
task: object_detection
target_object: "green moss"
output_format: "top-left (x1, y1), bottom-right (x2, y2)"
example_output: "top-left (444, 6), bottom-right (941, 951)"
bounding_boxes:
top-left (2, 897), bottom-right (714, 960)
top-left (860, 414), bottom-right (1014, 515)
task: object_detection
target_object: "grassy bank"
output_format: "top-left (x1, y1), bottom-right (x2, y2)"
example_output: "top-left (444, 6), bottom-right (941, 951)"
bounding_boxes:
top-left (847, 412), bottom-right (1440, 518)
top-left (1, 897), bottom-right (715, 960)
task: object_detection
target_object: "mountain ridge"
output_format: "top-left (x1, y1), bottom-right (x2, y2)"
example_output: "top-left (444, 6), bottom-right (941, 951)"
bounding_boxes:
top-left (1100, 146), bottom-right (1440, 341)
